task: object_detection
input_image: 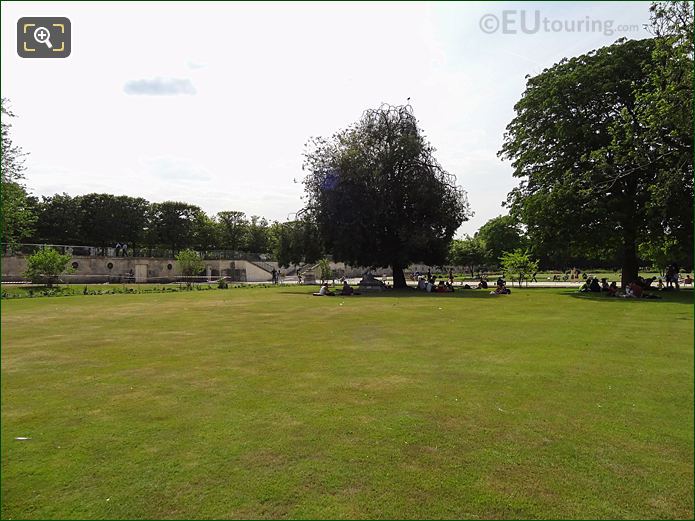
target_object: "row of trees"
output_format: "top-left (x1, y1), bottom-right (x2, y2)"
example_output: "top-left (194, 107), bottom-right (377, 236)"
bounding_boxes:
top-left (4, 193), bottom-right (278, 255)
top-left (28, 194), bottom-right (276, 254)
top-left (449, 211), bottom-right (685, 277)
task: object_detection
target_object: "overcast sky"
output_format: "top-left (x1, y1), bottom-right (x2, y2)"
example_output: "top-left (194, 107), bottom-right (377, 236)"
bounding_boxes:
top-left (1, 1), bottom-right (652, 235)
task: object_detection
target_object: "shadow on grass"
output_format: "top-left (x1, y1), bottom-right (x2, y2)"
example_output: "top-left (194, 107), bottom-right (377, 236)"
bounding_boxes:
top-left (567, 288), bottom-right (693, 306)
top-left (282, 288), bottom-right (513, 300)
top-left (282, 286), bottom-right (694, 305)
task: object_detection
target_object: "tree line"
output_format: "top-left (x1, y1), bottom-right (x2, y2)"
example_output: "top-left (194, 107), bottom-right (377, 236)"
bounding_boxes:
top-left (3, 189), bottom-right (278, 255)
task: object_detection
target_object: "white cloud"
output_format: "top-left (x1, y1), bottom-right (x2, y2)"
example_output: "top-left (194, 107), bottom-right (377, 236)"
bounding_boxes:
top-left (142, 156), bottom-right (211, 182)
top-left (123, 77), bottom-right (196, 96)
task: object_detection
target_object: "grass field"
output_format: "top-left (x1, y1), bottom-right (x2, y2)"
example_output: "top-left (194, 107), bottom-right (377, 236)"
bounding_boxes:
top-left (2, 286), bottom-right (693, 519)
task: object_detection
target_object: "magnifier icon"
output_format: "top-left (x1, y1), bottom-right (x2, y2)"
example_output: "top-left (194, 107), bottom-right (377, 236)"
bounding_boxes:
top-left (33, 26), bottom-right (53, 49)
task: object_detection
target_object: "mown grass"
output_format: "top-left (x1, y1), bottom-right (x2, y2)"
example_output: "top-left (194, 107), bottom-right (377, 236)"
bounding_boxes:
top-left (1, 286), bottom-right (693, 519)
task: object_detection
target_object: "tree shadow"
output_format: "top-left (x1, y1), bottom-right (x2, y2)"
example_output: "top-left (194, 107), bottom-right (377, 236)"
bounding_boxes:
top-left (281, 286), bottom-right (693, 305)
top-left (566, 289), bottom-right (693, 306)
top-left (281, 288), bottom-right (504, 299)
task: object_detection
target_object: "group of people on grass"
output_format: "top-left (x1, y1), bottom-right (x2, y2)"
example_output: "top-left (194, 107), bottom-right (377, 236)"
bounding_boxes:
top-left (578, 275), bottom-right (665, 299)
top-left (313, 281), bottom-right (359, 297)
top-left (416, 273), bottom-right (456, 293)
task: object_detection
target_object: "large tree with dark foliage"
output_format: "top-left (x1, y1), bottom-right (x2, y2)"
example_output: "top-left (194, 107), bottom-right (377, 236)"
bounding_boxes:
top-left (301, 104), bottom-right (470, 289)
top-left (216, 211), bottom-right (248, 251)
top-left (148, 201), bottom-right (201, 254)
top-left (499, 30), bottom-right (692, 287)
top-left (274, 218), bottom-right (323, 268)
top-left (34, 193), bottom-right (82, 244)
top-left (78, 193), bottom-right (150, 248)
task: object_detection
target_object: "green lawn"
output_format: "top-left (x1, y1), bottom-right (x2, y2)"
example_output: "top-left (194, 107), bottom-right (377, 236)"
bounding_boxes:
top-left (2, 287), bottom-right (693, 519)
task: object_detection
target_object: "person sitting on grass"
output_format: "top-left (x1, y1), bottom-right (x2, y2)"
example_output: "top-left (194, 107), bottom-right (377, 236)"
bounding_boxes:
top-left (635, 276), bottom-right (655, 289)
top-left (625, 280), bottom-right (661, 299)
top-left (589, 277), bottom-right (601, 292)
top-left (436, 281), bottom-right (448, 293)
top-left (683, 274), bottom-right (693, 286)
top-left (426, 278), bottom-right (436, 293)
top-left (313, 283), bottom-right (335, 296)
top-left (600, 278), bottom-right (610, 291)
top-left (491, 281), bottom-right (511, 295)
top-left (607, 281), bottom-right (618, 296)
top-left (578, 277), bottom-right (591, 292)
top-left (626, 281), bottom-right (644, 298)
top-left (477, 280), bottom-right (488, 289)
top-left (340, 281), bottom-right (355, 296)
top-left (445, 281), bottom-right (455, 292)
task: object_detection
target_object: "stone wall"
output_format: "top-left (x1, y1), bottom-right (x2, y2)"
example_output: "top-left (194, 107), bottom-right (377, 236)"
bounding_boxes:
top-left (1, 256), bottom-right (278, 284)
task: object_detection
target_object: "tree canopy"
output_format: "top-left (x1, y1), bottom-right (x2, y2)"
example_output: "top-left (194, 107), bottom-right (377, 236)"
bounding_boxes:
top-left (300, 104), bottom-right (470, 288)
top-left (499, 31), bottom-right (692, 286)
top-left (1, 99), bottom-right (36, 246)
top-left (474, 215), bottom-right (526, 267)
top-left (448, 235), bottom-right (486, 277)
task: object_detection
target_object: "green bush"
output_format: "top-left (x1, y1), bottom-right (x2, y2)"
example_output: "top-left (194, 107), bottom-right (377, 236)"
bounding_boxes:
top-left (23, 248), bottom-right (75, 287)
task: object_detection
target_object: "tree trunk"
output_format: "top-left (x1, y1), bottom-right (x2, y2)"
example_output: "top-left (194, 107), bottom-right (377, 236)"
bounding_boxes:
top-left (392, 264), bottom-right (408, 289)
top-left (620, 228), bottom-right (639, 289)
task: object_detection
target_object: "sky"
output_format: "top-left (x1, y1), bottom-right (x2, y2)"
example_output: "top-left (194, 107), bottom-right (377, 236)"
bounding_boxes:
top-left (1, 1), bottom-right (652, 236)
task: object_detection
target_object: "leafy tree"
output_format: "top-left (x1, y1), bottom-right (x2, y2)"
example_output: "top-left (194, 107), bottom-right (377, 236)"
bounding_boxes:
top-left (216, 211), bottom-right (248, 252)
top-left (638, 236), bottom-right (683, 276)
top-left (317, 258), bottom-right (333, 283)
top-left (475, 215), bottom-right (526, 266)
top-left (499, 37), bottom-right (691, 287)
top-left (1, 99), bottom-right (36, 246)
top-left (275, 219), bottom-right (323, 268)
top-left (1, 98), bottom-right (27, 184)
top-left (499, 249), bottom-right (539, 288)
top-left (244, 215), bottom-right (271, 253)
top-left (637, 1), bottom-right (694, 269)
top-left (2, 181), bottom-right (37, 247)
top-left (24, 247), bottom-right (74, 287)
top-left (33, 193), bottom-right (82, 244)
top-left (175, 248), bottom-right (204, 287)
top-left (191, 211), bottom-right (218, 251)
top-left (448, 235), bottom-right (486, 278)
top-left (149, 201), bottom-right (201, 253)
top-left (301, 104), bottom-right (470, 289)
top-left (77, 193), bottom-right (149, 248)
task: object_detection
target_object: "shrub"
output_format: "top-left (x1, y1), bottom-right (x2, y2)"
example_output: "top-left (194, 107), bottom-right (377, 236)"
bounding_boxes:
top-left (175, 249), bottom-right (204, 288)
top-left (24, 248), bottom-right (75, 287)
